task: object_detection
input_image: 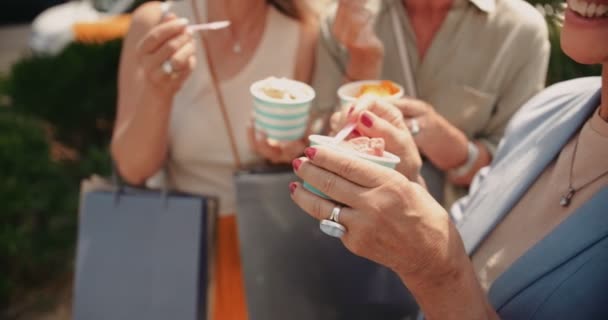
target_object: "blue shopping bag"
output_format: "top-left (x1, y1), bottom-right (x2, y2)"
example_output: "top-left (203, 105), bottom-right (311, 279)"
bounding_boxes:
top-left (73, 176), bottom-right (217, 320)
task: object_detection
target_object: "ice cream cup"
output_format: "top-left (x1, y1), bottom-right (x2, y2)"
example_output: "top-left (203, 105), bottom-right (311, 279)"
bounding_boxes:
top-left (250, 78), bottom-right (316, 141)
top-left (337, 80), bottom-right (404, 109)
top-left (302, 134), bottom-right (401, 200)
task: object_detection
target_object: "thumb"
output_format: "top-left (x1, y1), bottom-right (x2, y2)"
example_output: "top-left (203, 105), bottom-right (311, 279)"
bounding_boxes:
top-left (393, 98), bottom-right (428, 118)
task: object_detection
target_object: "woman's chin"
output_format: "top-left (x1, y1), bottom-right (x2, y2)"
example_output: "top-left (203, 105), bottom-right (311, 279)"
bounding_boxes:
top-left (562, 8), bottom-right (608, 65)
top-left (561, 28), bottom-right (608, 64)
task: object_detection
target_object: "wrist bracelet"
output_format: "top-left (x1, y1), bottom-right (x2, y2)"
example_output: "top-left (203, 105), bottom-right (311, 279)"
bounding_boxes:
top-left (448, 141), bottom-right (480, 178)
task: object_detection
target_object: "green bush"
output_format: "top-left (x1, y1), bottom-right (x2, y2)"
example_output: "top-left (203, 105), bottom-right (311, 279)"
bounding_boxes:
top-left (8, 39), bottom-right (121, 152)
top-left (0, 111), bottom-right (77, 308)
top-left (1, 40), bottom-right (118, 309)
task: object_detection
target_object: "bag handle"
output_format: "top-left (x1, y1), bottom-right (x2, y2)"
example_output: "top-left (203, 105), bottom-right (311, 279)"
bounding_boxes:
top-left (390, 5), bottom-right (417, 98)
top-left (190, 0), bottom-right (243, 170)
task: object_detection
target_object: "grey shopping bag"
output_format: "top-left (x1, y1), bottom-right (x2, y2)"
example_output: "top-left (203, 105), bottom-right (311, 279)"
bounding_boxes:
top-left (234, 167), bottom-right (418, 320)
top-left (73, 176), bottom-right (217, 320)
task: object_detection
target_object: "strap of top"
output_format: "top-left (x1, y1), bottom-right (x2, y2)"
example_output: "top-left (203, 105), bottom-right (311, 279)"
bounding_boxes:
top-left (390, 6), bottom-right (417, 98)
top-left (190, 0), bottom-right (243, 170)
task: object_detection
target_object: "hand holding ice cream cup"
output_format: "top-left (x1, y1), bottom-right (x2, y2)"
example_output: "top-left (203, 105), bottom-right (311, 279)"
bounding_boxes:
top-left (299, 80), bottom-right (423, 204)
top-left (332, 80), bottom-right (404, 136)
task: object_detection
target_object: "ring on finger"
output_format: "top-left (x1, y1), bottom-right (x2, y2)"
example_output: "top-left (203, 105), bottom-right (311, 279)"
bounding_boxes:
top-left (409, 118), bottom-right (420, 137)
top-left (320, 205), bottom-right (346, 238)
top-left (329, 205), bottom-right (342, 223)
top-left (162, 60), bottom-right (174, 76)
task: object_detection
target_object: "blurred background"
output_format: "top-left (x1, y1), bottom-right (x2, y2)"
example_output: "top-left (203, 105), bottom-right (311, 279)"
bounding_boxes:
top-left (0, 0), bottom-right (601, 319)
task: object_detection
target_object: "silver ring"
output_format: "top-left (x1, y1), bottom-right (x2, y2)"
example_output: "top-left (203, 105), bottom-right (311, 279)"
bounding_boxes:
top-left (162, 60), bottom-right (174, 75)
top-left (320, 206), bottom-right (346, 238)
top-left (160, 1), bottom-right (172, 21)
top-left (329, 205), bottom-right (342, 223)
top-left (409, 118), bottom-right (420, 137)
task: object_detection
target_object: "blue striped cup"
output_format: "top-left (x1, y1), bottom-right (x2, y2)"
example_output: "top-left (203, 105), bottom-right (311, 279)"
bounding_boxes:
top-left (302, 135), bottom-right (401, 200)
top-left (250, 78), bottom-right (315, 141)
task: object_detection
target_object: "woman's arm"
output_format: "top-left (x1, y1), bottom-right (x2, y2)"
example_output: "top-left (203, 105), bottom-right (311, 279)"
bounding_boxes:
top-left (289, 146), bottom-right (499, 319)
top-left (111, 2), bottom-right (195, 185)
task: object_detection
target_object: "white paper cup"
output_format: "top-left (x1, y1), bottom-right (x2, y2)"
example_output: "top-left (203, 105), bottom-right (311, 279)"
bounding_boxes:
top-left (337, 80), bottom-right (404, 109)
top-left (250, 78), bottom-right (315, 141)
top-left (302, 135), bottom-right (401, 200)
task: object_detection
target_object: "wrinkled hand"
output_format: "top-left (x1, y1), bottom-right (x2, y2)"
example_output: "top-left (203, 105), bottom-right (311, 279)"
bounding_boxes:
top-left (394, 98), bottom-right (470, 171)
top-left (247, 123), bottom-right (308, 164)
top-left (333, 0), bottom-right (384, 79)
top-left (330, 97), bottom-right (423, 183)
top-left (136, 12), bottom-right (196, 101)
top-left (289, 147), bottom-right (467, 281)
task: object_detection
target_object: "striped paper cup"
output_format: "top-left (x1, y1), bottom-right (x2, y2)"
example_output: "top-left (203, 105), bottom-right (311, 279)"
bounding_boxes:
top-left (302, 135), bottom-right (401, 200)
top-left (250, 78), bottom-right (315, 141)
top-left (337, 80), bottom-right (404, 109)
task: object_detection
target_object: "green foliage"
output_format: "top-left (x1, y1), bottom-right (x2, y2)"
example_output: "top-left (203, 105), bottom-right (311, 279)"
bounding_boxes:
top-left (0, 111), bottom-right (77, 308)
top-left (1, 40), bottom-right (119, 309)
top-left (7, 39), bottom-right (121, 152)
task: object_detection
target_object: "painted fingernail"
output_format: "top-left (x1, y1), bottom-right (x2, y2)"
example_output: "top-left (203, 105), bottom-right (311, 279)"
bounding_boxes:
top-left (304, 147), bottom-right (317, 160)
top-left (361, 112), bottom-right (373, 128)
top-left (292, 158), bottom-right (303, 171)
top-left (347, 105), bottom-right (355, 116)
top-left (289, 182), bottom-right (298, 195)
top-left (352, 129), bottom-right (361, 137)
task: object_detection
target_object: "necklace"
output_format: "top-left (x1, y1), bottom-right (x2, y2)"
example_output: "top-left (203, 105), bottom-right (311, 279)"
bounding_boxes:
top-left (228, 25), bottom-right (242, 54)
top-left (560, 131), bottom-right (608, 207)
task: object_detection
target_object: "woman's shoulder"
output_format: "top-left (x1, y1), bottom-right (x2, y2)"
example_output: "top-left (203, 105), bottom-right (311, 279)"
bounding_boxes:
top-left (510, 77), bottom-right (602, 122)
top-left (496, 77), bottom-right (602, 157)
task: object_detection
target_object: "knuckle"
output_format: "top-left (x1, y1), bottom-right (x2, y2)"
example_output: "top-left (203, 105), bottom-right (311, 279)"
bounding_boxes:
top-left (337, 158), bottom-right (356, 178)
top-left (320, 175), bottom-right (337, 195)
top-left (167, 39), bottom-right (181, 52)
top-left (170, 57), bottom-right (187, 70)
top-left (312, 200), bottom-right (324, 220)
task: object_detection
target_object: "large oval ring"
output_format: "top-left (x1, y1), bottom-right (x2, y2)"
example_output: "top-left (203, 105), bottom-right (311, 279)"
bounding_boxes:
top-left (162, 60), bottom-right (174, 76)
top-left (320, 206), bottom-right (346, 238)
top-left (409, 118), bottom-right (420, 137)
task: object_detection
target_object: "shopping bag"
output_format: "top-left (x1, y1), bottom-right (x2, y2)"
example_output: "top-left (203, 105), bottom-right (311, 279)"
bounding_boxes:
top-left (234, 167), bottom-right (418, 320)
top-left (73, 175), bottom-right (217, 320)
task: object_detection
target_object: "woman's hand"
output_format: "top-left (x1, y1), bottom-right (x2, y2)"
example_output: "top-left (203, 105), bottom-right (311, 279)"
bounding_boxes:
top-left (330, 98), bottom-right (423, 183)
top-left (289, 148), bottom-right (498, 319)
top-left (393, 98), bottom-right (471, 170)
top-left (247, 124), bottom-right (307, 164)
top-left (290, 147), bottom-right (458, 278)
top-left (333, 0), bottom-right (384, 79)
top-left (136, 13), bottom-right (196, 102)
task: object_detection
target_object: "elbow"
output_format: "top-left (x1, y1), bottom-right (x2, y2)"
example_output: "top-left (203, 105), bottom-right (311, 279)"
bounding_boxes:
top-left (111, 142), bottom-right (152, 186)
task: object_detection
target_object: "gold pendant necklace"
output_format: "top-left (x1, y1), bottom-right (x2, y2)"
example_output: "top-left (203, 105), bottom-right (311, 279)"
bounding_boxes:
top-left (560, 132), bottom-right (608, 207)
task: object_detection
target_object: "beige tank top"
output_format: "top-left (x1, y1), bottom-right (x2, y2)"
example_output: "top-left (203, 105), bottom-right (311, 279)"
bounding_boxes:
top-left (155, 1), bottom-right (300, 215)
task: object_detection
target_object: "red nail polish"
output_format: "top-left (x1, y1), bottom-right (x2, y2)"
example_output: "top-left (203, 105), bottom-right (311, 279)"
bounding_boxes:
top-left (352, 129), bottom-right (361, 137)
top-left (289, 182), bottom-right (298, 195)
top-left (361, 113), bottom-right (373, 128)
top-left (292, 158), bottom-right (303, 171)
top-left (304, 147), bottom-right (317, 160)
top-left (347, 105), bottom-right (355, 116)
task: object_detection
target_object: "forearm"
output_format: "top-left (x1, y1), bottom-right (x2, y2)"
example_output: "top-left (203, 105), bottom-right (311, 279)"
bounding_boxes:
top-left (345, 48), bottom-right (384, 81)
top-left (400, 250), bottom-right (499, 320)
top-left (111, 93), bottom-right (172, 185)
top-left (448, 141), bottom-right (492, 187)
